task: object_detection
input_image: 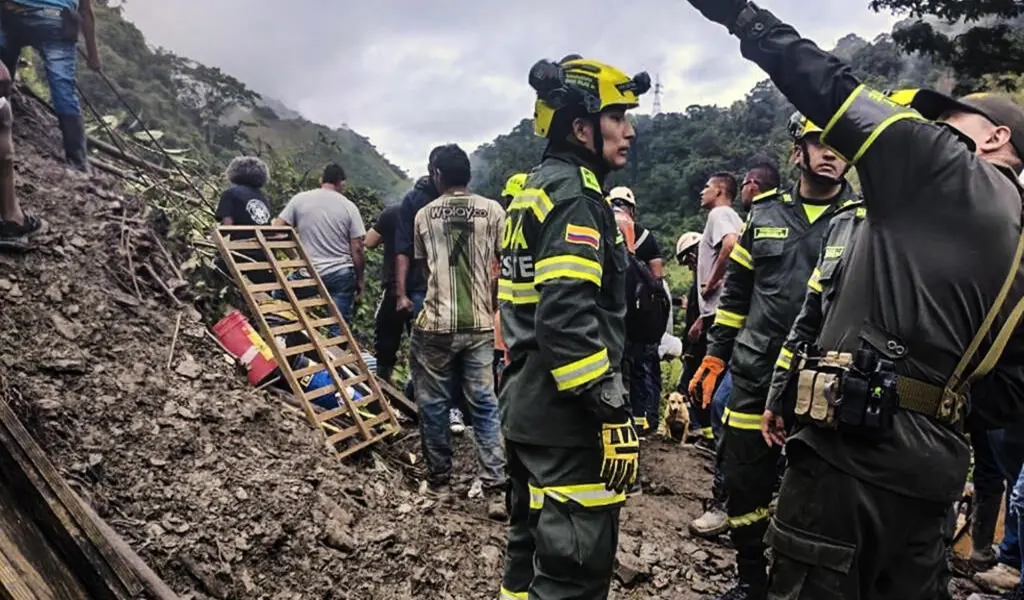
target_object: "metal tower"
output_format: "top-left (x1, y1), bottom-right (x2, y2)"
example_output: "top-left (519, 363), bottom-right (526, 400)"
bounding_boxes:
top-left (651, 75), bottom-right (663, 114)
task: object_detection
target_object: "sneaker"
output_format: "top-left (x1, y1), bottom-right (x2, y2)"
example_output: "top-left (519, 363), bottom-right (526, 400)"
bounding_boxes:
top-left (690, 499), bottom-right (730, 538)
top-left (0, 214), bottom-right (48, 252)
top-left (449, 408), bottom-right (466, 435)
top-left (975, 563), bottom-right (1022, 594)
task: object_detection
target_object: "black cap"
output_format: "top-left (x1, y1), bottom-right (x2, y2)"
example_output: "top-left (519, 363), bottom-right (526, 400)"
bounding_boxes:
top-left (912, 90), bottom-right (1024, 162)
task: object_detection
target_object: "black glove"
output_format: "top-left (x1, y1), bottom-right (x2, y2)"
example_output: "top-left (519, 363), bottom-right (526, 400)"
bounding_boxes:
top-left (585, 374), bottom-right (630, 424)
top-left (684, 0), bottom-right (747, 28)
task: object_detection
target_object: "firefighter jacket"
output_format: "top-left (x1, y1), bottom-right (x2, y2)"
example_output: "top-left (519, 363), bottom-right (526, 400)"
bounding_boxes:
top-left (728, 2), bottom-right (1024, 502)
top-left (498, 147), bottom-right (628, 448)
top-left (764, 200), bottom-right (867, 414)
top-left (705, 183), bottom-right (859, 422)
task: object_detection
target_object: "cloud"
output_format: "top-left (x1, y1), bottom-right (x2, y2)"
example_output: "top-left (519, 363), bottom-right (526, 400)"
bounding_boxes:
top-left (123, 0), bottom-right (900, 177)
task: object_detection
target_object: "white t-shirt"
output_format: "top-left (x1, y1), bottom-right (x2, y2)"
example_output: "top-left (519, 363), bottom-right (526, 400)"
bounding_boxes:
top-left (696, 205), bottom-right (743, 317)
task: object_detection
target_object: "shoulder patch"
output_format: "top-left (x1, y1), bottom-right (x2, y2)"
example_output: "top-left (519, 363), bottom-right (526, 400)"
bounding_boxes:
top-left (753, 226), bottom-right (789, 240)
top-left (579, 167), bottom-right (602, 195)
top-left (565, 223), bottom-right (601, 250)
top-left (751, 188), bottom-right (781, 204)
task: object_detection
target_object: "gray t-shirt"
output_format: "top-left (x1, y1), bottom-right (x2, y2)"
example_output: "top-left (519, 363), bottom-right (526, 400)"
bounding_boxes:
top-left (278, 188), bottom-right (366, 276)
top-left (696, 205), bottom-right (743, 317)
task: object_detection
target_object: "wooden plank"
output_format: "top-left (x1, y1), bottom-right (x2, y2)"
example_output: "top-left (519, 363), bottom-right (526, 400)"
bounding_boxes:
top-left (375, 377), bottom-right (418, 421)
top-left (0, 401), bottom-right (142, 599)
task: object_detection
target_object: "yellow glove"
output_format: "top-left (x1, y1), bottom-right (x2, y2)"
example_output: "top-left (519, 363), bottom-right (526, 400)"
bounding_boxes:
top-left (600, 421), bottom-right (639, 492)
top-left (688, 355), bottom-right (726, 409)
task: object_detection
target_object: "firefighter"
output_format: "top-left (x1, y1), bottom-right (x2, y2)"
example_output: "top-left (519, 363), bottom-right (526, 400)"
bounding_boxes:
top-left (501, 172), bottom-right (528, 209)
top-left (688, 111), bottom-right (858, 599)
top-left (682, 1), bottom-right (1024, 598)
top-left (498, 54), bottom-right (649, 599)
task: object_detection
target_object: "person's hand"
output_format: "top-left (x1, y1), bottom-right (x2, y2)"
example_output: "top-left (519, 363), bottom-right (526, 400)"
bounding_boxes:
top-left (688, 355), bottom-right (726, 409)
top-left (687, 318), bottom-right (703, 344)
top-left (354, 280), bottom-right (365, 305)
top-left (700, 279), bottom-right (722, 299)
top-left (86, 53), bottom-right (102, 73)
top-left (761, 409), bottom-right (787, 447)
top-left (396, 295), bottom-right (413, 314)
top-left (684, 0), bottom-right (748, 27)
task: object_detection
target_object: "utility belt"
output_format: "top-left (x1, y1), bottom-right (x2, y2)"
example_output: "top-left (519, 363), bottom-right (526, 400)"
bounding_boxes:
top-left (788, 343), bottom-right (965, 436)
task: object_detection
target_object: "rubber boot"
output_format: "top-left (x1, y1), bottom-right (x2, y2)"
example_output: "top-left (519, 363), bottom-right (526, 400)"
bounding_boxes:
top-left (971, 492), bottom-right (1002, 570)
top-left (57, 113), bottom-right (90, 174)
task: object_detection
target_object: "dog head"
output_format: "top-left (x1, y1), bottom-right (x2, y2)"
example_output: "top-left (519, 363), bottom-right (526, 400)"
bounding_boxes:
top-left (665, 391), bottom-right (691, 441)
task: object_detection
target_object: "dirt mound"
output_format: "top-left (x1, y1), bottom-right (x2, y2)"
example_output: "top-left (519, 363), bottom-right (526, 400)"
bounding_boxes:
top-left (0, 95), bottom-right (985, 600)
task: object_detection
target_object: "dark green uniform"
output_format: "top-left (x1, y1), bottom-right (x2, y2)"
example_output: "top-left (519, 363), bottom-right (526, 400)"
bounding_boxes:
top-left (705, 183), bottom-right (858, 593)
top-left (498, 148), bottom-right (628, 600)
top-left (705, 3), bottom-right (1024, 598)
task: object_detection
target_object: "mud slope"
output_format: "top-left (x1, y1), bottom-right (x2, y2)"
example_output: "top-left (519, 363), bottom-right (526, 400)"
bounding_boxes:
top-left (0, 99), bottom-right (981, 600)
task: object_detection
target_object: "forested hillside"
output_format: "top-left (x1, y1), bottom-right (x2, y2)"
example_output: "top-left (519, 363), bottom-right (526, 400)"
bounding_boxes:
top-left (471, 30), bottom-right (952, 253)
top-left (36, 1), bottom-right (408, 196)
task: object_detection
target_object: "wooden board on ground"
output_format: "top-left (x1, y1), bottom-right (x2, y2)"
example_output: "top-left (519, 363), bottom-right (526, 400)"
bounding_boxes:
top-left (0, 399), bottom-right (144, 599)
top-left (212, 225), bottom-right (402, 460)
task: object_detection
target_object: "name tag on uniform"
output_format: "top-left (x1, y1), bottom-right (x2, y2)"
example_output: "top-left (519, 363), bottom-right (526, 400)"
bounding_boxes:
top-left (824, 245), bottom-right (844, 259)
top-left (753, 227), bottom-right (789, 240)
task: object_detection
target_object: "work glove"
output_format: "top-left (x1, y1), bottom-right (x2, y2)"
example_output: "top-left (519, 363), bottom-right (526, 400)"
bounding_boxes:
top-left (683, 0), bottom-right (748, 28)
top-left (600, 421), bottom-right (639, 493)
top-left (688, 355), bottom-right (726, 409)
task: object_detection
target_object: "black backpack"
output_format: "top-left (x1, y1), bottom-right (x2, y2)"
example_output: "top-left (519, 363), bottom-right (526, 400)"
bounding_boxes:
top-left (625, 254), bottom-right (670, 344)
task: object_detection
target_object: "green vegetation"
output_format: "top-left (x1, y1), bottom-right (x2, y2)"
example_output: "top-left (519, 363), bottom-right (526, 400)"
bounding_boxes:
top-left (64, 1), bottom-right (408, 198)
top-left (470, 29), bottom-right (950, 297)
top-left (867, 0), bottom-right (1024, 92)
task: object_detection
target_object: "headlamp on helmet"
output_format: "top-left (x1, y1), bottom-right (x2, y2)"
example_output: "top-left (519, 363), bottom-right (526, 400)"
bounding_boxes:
top-left (787, 111), bottom-right (823, 142)
top-left (530, 55), bottom-right (650, 139)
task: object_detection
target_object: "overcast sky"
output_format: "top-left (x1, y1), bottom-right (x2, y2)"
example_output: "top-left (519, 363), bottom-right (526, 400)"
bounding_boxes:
top-left (121, 1), bottom-right (900, 177)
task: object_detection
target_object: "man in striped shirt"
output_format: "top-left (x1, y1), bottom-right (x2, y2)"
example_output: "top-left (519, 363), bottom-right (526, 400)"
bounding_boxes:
top-left (411, 144), bottom-right (506, 505)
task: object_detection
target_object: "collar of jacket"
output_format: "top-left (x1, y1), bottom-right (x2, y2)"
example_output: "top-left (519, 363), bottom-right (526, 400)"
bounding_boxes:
top-left (543, 142), bottom-right (609, 182)
top-left (787, 179), bottom-right (853, 206)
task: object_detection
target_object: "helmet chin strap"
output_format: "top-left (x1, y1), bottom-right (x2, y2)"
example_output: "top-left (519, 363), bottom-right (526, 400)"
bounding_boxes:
top-left (798, 141), bottom-right (847, 187)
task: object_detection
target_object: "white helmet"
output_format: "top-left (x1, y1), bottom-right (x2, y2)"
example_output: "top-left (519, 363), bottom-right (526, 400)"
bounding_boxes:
top-left (608, 186), bottom-right (636, 207)
top-left (675, 232), bottom-right (701, 261)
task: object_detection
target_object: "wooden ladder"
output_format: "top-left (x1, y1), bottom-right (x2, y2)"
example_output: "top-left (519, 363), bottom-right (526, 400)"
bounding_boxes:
top-left (212, 225), bottom-right (401, 460)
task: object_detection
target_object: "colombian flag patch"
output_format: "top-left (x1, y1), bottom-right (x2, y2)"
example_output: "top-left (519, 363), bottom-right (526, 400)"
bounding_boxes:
top-left (565, 224), bottom-right (600, 250)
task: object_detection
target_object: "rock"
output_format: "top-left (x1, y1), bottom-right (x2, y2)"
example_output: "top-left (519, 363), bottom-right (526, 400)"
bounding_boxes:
top-left (0, 278), bottom-right (11, 292)
top-left (45, 284), bottom-right (62, 303)
top-left (69, 234), bottom-right (89, 249)
top-left (51, 313), bottom-right (81, 340)
top-left (235, 487), bottom-right (249, 501)
top-left (479, 545), bottom-right (502, 570)
top-left (8, 284), bottom-right (22, 298)
top-left (175, 359), bottom-right (202, 379)
top-left (615, 553), bottom-right (649, 587)
top-left (38, 358), bottom-right (87, 375)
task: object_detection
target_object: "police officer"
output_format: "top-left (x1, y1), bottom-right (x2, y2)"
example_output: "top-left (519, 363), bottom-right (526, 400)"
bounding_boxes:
top-left (498, 54), bottom-right (649, 599)
top-left (682, 1), bottom-right (1024, 598)
top-left (689, 112), bottom-right (858, 599)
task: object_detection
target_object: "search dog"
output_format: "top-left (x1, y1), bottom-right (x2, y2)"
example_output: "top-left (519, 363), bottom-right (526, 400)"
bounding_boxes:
top-left (664, 391), bottom-right (692, 444)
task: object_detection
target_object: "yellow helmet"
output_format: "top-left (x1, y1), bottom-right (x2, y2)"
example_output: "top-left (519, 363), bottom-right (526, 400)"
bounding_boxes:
top-left (788, 111), bottom-right (823, 141)
top-left (502, 173), bottom-right (528, 198)
top-left (885, 88), bottom-right (919, 107)
top-left (529, 54), bottom-right (650, 138)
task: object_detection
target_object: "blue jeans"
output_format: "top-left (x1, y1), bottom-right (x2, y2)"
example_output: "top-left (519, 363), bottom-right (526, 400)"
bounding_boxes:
top-left (410, 329), bottom-right (504, 487)
top-left (710, 369), bottom-right (732, 441)
top-left (275, 268), bottom-right (356, 338)
top-left (990, 425), bottom-right (1024, 568)
top-left (0, 8), bottom-right (80, 116)
top-left (627, 341), bottom-right (661, 432)
top-left (1010, 466), bottom-right (1024, 587)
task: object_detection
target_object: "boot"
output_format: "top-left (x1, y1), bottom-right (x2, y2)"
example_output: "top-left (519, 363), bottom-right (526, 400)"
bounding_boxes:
top-left (971, 492), bottom-right (1003, 570)
top-left (735, 552), bottom-right (768, 600)
top-left (56, 113), bottom-right (90, 174)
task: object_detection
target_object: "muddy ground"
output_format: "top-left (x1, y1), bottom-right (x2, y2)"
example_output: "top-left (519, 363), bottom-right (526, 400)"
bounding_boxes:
top-left (0, 94), bottom-right (985, 599)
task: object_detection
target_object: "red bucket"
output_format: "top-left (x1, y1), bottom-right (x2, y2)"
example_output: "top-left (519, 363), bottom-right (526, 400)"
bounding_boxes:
top-left (213, 310), bottom-right (278, 385)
